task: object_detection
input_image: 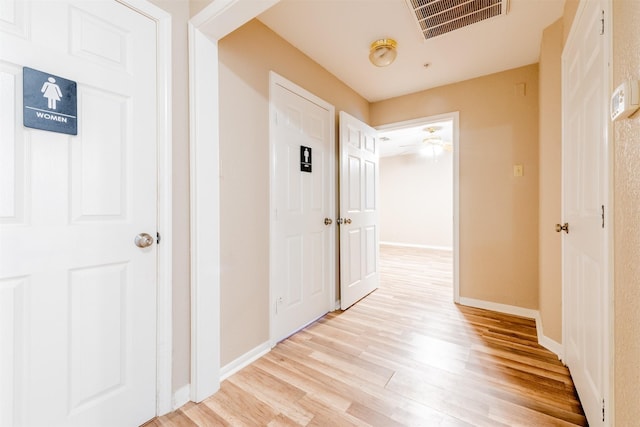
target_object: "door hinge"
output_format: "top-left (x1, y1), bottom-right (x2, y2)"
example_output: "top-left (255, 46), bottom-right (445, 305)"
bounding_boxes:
top-left (600, 10), bottom-right (605, 35)
top-left (601, 205), bottom-right (605, 228)
top-left (602, 398), bottom-right (605, 422)
top-left (157, 232), bottom-right (161, 244)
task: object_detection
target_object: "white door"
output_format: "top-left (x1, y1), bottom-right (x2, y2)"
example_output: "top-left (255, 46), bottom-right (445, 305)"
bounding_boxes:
top-left (0, 1), bottom-right (158, 426)
top-left (270, 74), bottom-right (334, 343)
top-left (562, 0), bottom-right (609, 425)
top-left (339, 112), bottom-right (379, 310)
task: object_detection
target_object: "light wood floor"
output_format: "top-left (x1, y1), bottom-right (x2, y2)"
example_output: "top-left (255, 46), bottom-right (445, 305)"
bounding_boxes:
top-left (147, 245), bottom-right (586, 426)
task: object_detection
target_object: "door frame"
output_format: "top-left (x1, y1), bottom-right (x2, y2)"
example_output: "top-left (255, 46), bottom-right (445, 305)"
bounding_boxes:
top-left (375, 112), bottom-right (460, 303)
top-left (561, 0), bottom-right (613, 422)
top-left (188, 0), bottom-right (280, 402)
top-left (117, 0), bottom-right (173, 416)
top-left (268, 72), bottom-right (336, 347)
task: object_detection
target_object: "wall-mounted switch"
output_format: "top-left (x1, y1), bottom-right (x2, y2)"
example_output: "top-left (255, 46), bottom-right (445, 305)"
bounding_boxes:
top-left (611, 80), bottom-right (639, 121)
top-left (513, 164), bottom-right (524, 177)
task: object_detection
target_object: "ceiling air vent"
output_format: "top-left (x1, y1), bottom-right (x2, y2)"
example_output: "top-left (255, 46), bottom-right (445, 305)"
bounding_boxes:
top-left (406, 0), bottom-right (509, 40)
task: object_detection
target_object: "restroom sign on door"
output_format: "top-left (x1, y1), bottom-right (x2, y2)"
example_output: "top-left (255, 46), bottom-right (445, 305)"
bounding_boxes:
top-left (23, 67), bottom-right (78, 135)
top-left (300, 146), bottom-right (312, 173)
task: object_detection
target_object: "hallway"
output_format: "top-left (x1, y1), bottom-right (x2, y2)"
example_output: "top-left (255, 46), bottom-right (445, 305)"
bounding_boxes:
top-left (149, 246), bottom-right (586, 426)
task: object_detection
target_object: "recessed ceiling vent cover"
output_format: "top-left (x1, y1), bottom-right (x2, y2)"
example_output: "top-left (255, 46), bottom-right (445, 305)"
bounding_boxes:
top-left (406, 0), bottom-right (509, 40)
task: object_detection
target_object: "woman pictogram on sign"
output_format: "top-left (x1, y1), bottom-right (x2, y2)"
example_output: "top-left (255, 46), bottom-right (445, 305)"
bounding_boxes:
top-left (41, 77), bottom-right (62, 110)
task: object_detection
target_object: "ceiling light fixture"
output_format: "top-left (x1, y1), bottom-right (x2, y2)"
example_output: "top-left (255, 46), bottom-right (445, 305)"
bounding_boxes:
top-left (369, 38), bottom-right (398, 67)
top-left (422, 126), bottom-right (453, 152)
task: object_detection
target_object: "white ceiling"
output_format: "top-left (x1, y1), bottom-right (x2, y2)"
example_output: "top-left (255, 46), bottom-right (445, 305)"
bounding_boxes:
top-left (378, 119), bottom-right (453, 157)
top-left (258, 0), bottom-right (565, 102)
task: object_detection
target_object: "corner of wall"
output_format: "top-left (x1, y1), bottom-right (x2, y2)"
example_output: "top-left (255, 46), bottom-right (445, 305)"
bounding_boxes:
top-left (173, 384), bottom-right (191, 411)
top-left (220, 341), bottom-right (271, 381)
top-left (535, 313), bottom-right (563, 360)
top-left (459, 298), bottom-right (563, 360)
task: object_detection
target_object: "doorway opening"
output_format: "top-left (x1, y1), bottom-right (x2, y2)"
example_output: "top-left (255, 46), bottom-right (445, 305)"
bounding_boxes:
top-left (375, 113), bottom-right (459, 302)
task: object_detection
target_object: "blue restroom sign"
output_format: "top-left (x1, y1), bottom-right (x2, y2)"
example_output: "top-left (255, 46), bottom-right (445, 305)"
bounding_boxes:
top-left (300, 146), bottom-right (312, 173)
top-left (23, 67), bottom-right (77, 135)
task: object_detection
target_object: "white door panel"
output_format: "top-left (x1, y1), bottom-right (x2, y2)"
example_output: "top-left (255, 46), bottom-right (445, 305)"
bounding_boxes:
top-left (0, 1), bottom-right (157, 426)
top-left (0, 63), bottom-right (26, 226)
top-left (271, 76), bottom-right (334, 344)
top-left (339, 112), bottom-right (379, 310)
top-left (562, 0), bottom-right (609, 424)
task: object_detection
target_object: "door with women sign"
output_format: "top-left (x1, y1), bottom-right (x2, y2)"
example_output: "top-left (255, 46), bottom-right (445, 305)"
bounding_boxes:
top-left (0, 0), bottom-right (159, 425)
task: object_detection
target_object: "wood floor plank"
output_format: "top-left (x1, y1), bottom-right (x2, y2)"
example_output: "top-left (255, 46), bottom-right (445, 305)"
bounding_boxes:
top-left (227, 366), bottom-right (313, 425)
top-left (181, 402), bottom-right (232, 427)
top-left (150, 245), bottom-right (587, 426)
top-left (298, 397), bottom-right (366, 427)
top-left (346, 401), bottom-right (405, 427)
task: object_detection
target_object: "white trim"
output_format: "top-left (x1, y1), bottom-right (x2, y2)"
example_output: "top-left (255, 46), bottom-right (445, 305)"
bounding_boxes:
top-left (189, 0), bottom-right (281, 404)
top-left (458, 297), bottom-right (539, 320)
top-left (118, 0), bottom-right (173, 417)
top-left (190, 0), bottom-right (279, 40)
top-left (452, 112), bottom-right (460, 305)
top-left (534, 314), bottom-right (563, 360)
top-left (379, 241), bottom-right (453, 252)
top-left (375, 112), bottom-right (460, 303)
top-left (172, 385), bottom-right (191, 411)
top-left (188, 24), bottom-right (221, 403)
top-left (268, 71), bottom-right (336, 347)
top-left (153, 6), bottom-right (173, 418)
top-left (220, 342), bottom-right (271, 381)
top-left (604, 0), bottom-right (614, 423)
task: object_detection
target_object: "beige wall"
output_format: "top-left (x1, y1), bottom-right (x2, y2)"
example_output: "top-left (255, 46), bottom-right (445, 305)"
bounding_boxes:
top-left (218, 19), bottom-right (369, 365)
top-left (380, 152), bottom-right (453, 248)
top-left (562, 0), bottom-right (580, 44)
top-left (147, 0), bottom-right (191, 393)
top-left (370, 66), bottom-right (540, 309)
top-left (537, 18), bottom-right (564, 344)
top-left (613, 0), bottom-right (640, 423)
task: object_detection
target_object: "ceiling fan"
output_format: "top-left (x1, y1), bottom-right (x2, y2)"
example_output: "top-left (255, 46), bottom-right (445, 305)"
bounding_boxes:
top-left (379, 122), bottom-right (453, 157)
top-left (422, 126), bottom-right (453, 152)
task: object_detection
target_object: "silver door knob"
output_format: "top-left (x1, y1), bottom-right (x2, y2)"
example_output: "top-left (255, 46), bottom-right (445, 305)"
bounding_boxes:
top-left (555, 223), bottom-right (569, 234)
top-left (324, 218), bottom-right (333, 225)
top-left (135, 233), bottom-right (154, 248)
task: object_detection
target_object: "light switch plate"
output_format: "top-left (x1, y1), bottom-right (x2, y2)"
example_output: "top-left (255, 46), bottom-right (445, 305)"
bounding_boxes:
top-left (513, 164), bottom-right (524, 177)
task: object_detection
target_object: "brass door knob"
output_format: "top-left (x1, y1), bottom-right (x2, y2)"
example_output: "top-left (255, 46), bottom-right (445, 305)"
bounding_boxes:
top-left (555, 223), bottom-right (569, 234)
top-left (324, 218), bottom-right (333, 225)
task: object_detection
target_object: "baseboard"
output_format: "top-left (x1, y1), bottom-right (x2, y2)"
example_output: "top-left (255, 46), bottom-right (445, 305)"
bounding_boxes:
top-left (534, 313), bottom-right (563, 360)
top-left (220, 341), bottom-right (271, 381)
top-left (458, 297), bottom-right (539, 319)
top-left (172, 384), bottom-right (191, 411)
top-left (379, 241), bottom-right (453, 251)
